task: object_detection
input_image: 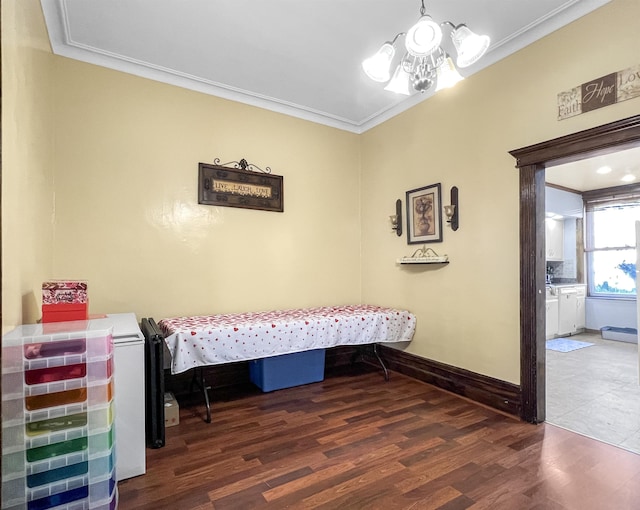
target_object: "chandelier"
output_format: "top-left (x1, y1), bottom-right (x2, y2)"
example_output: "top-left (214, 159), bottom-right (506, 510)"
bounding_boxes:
top-left (362, 0), bottom-right (490, 95)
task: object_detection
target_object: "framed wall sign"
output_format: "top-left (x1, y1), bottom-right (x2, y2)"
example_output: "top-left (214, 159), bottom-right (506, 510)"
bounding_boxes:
top-left (557, 64), bottom-right (640, 120)
top-left (198, 161), bottom-right (284, 212)
top-left (406, 183), bottom-right (442, 244)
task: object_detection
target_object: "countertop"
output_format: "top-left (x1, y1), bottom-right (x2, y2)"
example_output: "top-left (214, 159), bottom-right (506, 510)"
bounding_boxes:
top-left (546, 283), bottom-right (586, 297)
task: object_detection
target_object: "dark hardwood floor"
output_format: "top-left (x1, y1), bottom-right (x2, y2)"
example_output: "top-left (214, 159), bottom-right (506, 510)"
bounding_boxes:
top-left (118, 365), bottom-right (640, 509)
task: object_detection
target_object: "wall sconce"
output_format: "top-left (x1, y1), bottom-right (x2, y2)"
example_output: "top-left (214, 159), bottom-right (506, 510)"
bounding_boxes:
top-left (390, 199), bottom-right (402, 236)
top-left (444, 186), bottom-right (459, 231)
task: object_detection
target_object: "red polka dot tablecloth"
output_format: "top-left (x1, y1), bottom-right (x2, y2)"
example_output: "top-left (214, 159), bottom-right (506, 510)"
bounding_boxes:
top-left (158, 304), bottom-right (416, 374)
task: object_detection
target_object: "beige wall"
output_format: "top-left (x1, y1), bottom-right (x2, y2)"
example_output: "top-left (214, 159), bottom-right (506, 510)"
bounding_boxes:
top-left (361, 0), bottom-right (640, 383)
top-left (3, 0), bottom-right (639, 387)
top-left (2, 0), bottom-right (55, 332)
top-left (50, 59), bottom-right (362, 320)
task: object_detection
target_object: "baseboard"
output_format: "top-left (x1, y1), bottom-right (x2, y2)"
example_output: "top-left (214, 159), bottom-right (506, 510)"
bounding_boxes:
top-left (377, 345), bottom-right (522, 417)
top-left (165, 345), bottom-right (522, 418)
top-left (165, 346), bottom-right (359, 397)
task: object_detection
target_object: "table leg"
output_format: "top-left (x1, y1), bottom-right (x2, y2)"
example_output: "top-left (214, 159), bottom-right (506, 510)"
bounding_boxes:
top-left (190, 367), bottom-right (212, 423)
top-left (350, 344), bottom-right (389, 381)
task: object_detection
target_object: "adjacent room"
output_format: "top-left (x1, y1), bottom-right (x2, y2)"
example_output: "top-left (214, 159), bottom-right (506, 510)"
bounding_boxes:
top-left (545, 148), bottom-right (640, 454)
top-left (3, 0), bottom-right (640, 508)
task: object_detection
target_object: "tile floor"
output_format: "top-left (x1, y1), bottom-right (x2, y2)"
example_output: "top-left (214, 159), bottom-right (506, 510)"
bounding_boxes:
top-left (546, 331), bottom-right (640, 455)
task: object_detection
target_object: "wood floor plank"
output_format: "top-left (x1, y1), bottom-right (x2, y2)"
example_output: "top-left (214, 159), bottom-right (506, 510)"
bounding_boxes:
top-left (295, 462), bottom-right (407, 509)
top-left (117, 367), bottom-right (640, 509)
top-left (261, 461), bottom-right (358, 502)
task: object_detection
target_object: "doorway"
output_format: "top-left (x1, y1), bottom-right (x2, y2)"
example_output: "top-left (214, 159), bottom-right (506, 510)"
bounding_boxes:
top-left (510, 114), bottom-right (640, 424)
top-left (544, 152), bottom-right (640, 451)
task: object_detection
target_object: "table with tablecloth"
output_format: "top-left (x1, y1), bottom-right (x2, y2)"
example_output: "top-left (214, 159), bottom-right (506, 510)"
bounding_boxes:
top-left (159, 304), bottom-right (416, 375)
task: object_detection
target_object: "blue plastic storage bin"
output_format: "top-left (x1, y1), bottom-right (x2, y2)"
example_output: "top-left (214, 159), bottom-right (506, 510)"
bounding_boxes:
top-left (249, 349), bottom-right (325, 392)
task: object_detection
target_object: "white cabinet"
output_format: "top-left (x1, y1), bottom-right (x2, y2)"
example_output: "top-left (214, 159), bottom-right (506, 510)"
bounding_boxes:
top-left (547, 285), bottom-right (587, 337)
top-left (107, 313), bottom-right (146, 481)
top-left (558, 287), bottom-right (577, 336)
top-left (553, 285), bottom-right (587, 336)
top-left (546, 294), bottom-right (559, 339)
top-left (545, 218), bottom-right (564, 261)
top-left (575, 285), bottom-right (586, 331)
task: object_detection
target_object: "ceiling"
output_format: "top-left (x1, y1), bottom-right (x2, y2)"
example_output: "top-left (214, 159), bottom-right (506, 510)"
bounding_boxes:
top-left (546, 145), bottom-right (640, 192)
top-left (41, 0), bottom-right (611, 133)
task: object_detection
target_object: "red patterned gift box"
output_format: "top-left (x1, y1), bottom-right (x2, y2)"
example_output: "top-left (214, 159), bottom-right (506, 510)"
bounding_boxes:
top-left (42, 280), bottom-right (89, 323)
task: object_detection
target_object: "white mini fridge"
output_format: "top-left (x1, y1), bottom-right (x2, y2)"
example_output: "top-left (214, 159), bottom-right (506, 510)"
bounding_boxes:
top-left (107, 313), bottom-right (146, 480)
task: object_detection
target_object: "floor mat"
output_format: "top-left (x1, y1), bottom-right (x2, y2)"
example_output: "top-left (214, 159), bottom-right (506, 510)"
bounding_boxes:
top-left (546, 338), bottom-right (595, 352)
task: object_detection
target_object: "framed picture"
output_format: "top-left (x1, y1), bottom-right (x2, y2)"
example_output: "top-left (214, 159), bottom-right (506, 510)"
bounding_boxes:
top-left (406, 183), bottom-right (442, 244)
top-left (198, 162), bottom-right (283, 212)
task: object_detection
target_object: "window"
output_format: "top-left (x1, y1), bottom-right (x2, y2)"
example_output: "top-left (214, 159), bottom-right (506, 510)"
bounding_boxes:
top-left (584, 187), bottom-right (639, 298)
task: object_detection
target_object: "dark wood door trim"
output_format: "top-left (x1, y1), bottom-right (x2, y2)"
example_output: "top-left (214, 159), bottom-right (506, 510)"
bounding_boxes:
top-left (511, 116), bottom-right (640, 168)
top-left (510, 114), bottom-right (640, 423)
top-left (517, 163), bottom-right (546, 424)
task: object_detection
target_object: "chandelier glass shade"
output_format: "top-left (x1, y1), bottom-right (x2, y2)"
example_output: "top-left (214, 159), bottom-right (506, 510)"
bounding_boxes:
top-left (405, 16), bottom-right (442, 57)
top-left (451, 25), bottom-right (491, 68)
top-left (362, 1), bottom-right (490, 96)
top-left (362, 42), bottom-right (396, 83)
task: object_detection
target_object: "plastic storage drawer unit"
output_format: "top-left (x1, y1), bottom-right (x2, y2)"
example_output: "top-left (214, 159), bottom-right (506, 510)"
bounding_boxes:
top-left (2, 319), bottom-right (117, 510)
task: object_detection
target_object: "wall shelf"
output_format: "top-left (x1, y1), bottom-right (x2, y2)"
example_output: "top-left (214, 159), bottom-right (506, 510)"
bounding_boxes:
top-left (396, 245), bottom-right (449, 264)
top-left (397, 247), bottom-right (448, 265)
top-left (396, 258), bottom-right (449, 265)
